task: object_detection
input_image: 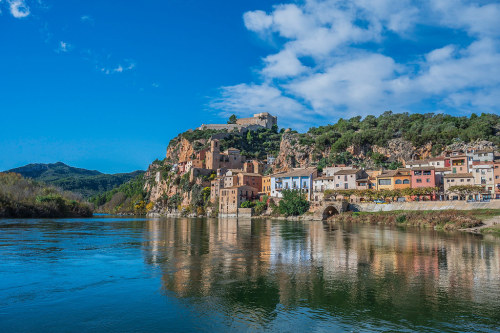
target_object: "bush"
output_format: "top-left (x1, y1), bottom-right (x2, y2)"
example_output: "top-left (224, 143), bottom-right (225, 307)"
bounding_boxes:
top-left (278, 190), bottom-right (310, 216)
top-left (241, 201), bottom-right (256, 208)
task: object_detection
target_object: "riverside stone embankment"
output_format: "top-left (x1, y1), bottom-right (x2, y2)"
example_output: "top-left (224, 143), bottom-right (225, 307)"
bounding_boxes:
top-left (351, 200), bottom-right (500, 213)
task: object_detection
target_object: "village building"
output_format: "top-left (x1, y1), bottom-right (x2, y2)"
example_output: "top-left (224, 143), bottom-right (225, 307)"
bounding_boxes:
top-left (271, 167), bottom-right (317, 201)
top-left (333, 169), bottom-right (364, 190)
top-left (355, 177), bottom-right (374, 190)
top-left (469, 149), bottom-right (495, 162)
top-left (450, 155), bottom-right (469, 174)
top-left (243, 160), bottom-right (264, 174)
top-left (322, 165), bottom-right (352, 177)
top-left (376, 169), bottom-right (411, 191)
top-left (471, 162), bottom-right (495, 200)
top-left (313, 176), bottom-right (335, 192)
top-left (219, 185), bottom-right (259, 215)
top-left (411, 166), bottom-right (436, 188)
top-left (406, 157), bottom-right (447, 168)
top-left (494, 160), bottom-right (500, 199)
top-left (205, 140), bottom-right (245, 170)
top-left (210, 177), bottom-right (224, 203)
top-left (237, 173), bottom-right (262, 191)
top-left (261, 176), bottom-right (272, 196)
top-left (444, 173), bottom-right (475, 200)
top-left (185, 159), bottom-right (204, 172)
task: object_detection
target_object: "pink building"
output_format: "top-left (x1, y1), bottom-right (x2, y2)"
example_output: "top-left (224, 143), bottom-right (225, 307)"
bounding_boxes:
top-left (411, 166), bottom-right (436, 188)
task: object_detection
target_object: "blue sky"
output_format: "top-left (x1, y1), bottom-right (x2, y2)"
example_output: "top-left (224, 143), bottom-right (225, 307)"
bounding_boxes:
top-left (1, 0), bottom-right (499, 173)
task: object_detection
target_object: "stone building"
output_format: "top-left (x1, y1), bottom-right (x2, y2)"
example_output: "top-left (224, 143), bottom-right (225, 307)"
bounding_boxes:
top-left (198, 112), bottom-right (277, 132)
top-left (205, 140), bottom-right (245, 170)
top-left (219, 185), bottom-right (259, 215)
top-left (243, 160), bottom-right (264, 174)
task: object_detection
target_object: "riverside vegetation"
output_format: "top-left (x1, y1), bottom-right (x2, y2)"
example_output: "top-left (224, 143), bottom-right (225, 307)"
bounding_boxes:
top-left (0, 173), bottom-right (92, 218)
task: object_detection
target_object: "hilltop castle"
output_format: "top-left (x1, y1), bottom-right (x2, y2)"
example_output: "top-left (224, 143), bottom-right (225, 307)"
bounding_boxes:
top-left (198, 112), bottom-right (277, 132)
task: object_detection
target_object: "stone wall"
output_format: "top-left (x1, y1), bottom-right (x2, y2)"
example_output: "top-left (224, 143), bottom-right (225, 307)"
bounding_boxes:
top-left (351, 200), bottom-right (500, 212)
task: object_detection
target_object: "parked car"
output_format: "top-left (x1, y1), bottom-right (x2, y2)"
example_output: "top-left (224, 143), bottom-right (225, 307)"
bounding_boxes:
top-left (373, 199), bottom-right (387, 204)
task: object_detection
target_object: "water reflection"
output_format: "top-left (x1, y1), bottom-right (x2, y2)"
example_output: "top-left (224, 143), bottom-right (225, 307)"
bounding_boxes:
top-left (143, 218), bottom-right (500, 331)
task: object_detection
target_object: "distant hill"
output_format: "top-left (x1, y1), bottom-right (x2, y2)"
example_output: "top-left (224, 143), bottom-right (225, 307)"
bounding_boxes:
top-left (5, 162), bottom-right (144, 198)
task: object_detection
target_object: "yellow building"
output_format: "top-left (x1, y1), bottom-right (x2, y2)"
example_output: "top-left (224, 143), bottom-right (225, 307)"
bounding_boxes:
top-left (261, 176), bottom-right (271, 196)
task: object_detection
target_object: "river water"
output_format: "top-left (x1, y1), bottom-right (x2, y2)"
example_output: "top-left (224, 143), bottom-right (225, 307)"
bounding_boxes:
top-left (0, 217), bottom-right (499, 332)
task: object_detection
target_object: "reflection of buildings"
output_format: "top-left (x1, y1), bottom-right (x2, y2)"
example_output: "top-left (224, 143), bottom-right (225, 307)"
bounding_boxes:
top-left (143, 218), bottom-right (500, 324)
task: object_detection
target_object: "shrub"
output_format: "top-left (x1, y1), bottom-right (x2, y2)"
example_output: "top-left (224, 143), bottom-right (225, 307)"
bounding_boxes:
top-left (278, 190), bottom-right (310, 216)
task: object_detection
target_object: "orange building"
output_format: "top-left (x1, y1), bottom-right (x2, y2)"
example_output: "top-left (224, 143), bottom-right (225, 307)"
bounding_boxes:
top-left (261, 176), bottom-right (271, 196)
top-left (376, 169), bottom-right (411, 191)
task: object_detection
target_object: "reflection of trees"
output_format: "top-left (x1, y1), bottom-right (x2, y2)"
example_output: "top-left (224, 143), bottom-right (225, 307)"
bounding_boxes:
top-left (143, 218), bottom-right (500, 330)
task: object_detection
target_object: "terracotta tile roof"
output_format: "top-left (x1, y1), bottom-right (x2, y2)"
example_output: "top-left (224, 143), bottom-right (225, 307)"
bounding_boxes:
top-left (315, 176), bottom-right (335, 180)
top-left (411, 166), bottom-right (435, 171)
top-left (334, 169), bottom-right (360, 175)
top-left (444, 173), bottom-right (473, 178)
top-left (273, 167), bottom-right (317, 178)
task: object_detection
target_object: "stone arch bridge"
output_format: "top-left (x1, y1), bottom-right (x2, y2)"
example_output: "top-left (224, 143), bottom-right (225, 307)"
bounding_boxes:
top-left (313, 201), bottom-right (350, 220)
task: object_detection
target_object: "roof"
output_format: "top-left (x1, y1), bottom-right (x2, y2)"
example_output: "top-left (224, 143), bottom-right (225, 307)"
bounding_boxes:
top-left (450, 155), bottom-right (467, 158)
top-left (221, 185), bottom-right (259, 191)
top-left (273, 167), bottom-right (317, 178)
top-left (356, 178), bottom-right (369, 182)
top-left (377, 169), bottom-right (410, 178)
top-left (314, 176), bottom-right (335, 181)
top-left (435, 167), bottom-right (451, 172)
top-left (334, 169), bottom-right (360, 175)
top-left (444, 173), bottom-right (473, 178)
top-left (238, 172), bottom-right (262, 177)
top-left (411, 166), bottom-right (435, 171)
top-left (473, 149), bottom-right (495, 154)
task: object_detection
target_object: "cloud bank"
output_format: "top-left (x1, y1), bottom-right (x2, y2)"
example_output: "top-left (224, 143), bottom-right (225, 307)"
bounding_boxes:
top-left (211, 0), bottom-right (500, 128)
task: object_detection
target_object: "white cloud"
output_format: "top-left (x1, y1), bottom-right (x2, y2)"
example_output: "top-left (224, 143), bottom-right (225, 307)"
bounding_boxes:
top-left (81, 15), bottom-right (94, 24)
top-left (8, 0), bottom-right (30, 18)
top-left (100, 60), bottom-right (136, 75)
top-left (211, 0), bottom-right (500, 122)
top-left (56, 41), bottom-right (72, 53)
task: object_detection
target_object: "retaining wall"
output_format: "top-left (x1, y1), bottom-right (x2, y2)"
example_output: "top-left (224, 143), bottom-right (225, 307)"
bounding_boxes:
top-left (351, 200), bottom-right (500, 212)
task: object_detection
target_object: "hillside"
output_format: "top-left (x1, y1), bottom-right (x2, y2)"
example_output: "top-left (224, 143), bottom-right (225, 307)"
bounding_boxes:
top-left (6, 162), bottom-right (144, 198)
top-left (95, 112), bottom-right (499, 215)
top-left (0, 173), bottom-right (92, 218)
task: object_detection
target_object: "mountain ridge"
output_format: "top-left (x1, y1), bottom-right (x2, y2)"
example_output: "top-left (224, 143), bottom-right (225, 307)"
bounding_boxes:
top-left (5, 162), bottom-right (144, 198)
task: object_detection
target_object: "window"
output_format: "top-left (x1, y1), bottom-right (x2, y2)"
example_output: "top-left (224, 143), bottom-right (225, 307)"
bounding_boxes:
top-left (426, 179), bottom-right (430, 183)
top-left (378, 179), bottom-right (391, 185)
top-left (460, 179), bottom-right (464, 182)
top-left (403, 179), bottom-right (410, 184)
top-left (414, 171), bottom-right (422, 176)
top-left (416, 179), bottom-right (422, 183)
top-left (395, 180), bottom-right (402, 184)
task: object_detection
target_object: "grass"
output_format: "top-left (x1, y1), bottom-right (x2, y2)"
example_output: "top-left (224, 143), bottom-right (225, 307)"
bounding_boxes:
top-left (329, 209), bottom-right (500, 231)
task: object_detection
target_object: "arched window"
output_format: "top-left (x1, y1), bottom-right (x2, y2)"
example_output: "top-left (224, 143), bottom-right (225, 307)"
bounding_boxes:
top-left (395, 179), bottom-right (402, 184)
top-left (403, 179), bottom-right (410, 184)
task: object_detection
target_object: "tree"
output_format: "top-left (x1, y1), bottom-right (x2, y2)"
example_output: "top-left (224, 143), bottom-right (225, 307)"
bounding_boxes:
top-left (227, 114), bottom-right (237, 124)
top-left (278, 189), bottom-right (310, 216)
top-left (448, 185), bottom-right (483, 200)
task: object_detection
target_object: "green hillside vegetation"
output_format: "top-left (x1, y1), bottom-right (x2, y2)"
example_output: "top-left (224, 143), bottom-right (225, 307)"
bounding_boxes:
top-left (89, 174), bottom-right (149, 214)
top-left (7, 162), bottom-right (144, 198)
top-left (0, 173), bottom-right (92, 218)
top-left (305, 112), bottom-right (499, 157)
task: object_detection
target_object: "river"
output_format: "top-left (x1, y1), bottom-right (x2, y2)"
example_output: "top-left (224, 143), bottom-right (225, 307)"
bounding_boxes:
top-left (1, 217), bottom-right (499, 332)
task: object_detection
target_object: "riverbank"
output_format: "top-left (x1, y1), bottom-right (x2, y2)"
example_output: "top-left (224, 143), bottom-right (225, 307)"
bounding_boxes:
top-left (0, 173), bottom-right (93, 218)
top-left (323, 209), bottom-right (500, 232)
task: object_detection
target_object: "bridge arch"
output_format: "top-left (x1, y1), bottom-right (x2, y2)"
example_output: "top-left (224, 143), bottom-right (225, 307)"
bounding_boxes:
top-left (322, 205), bottom-right (339, 220)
